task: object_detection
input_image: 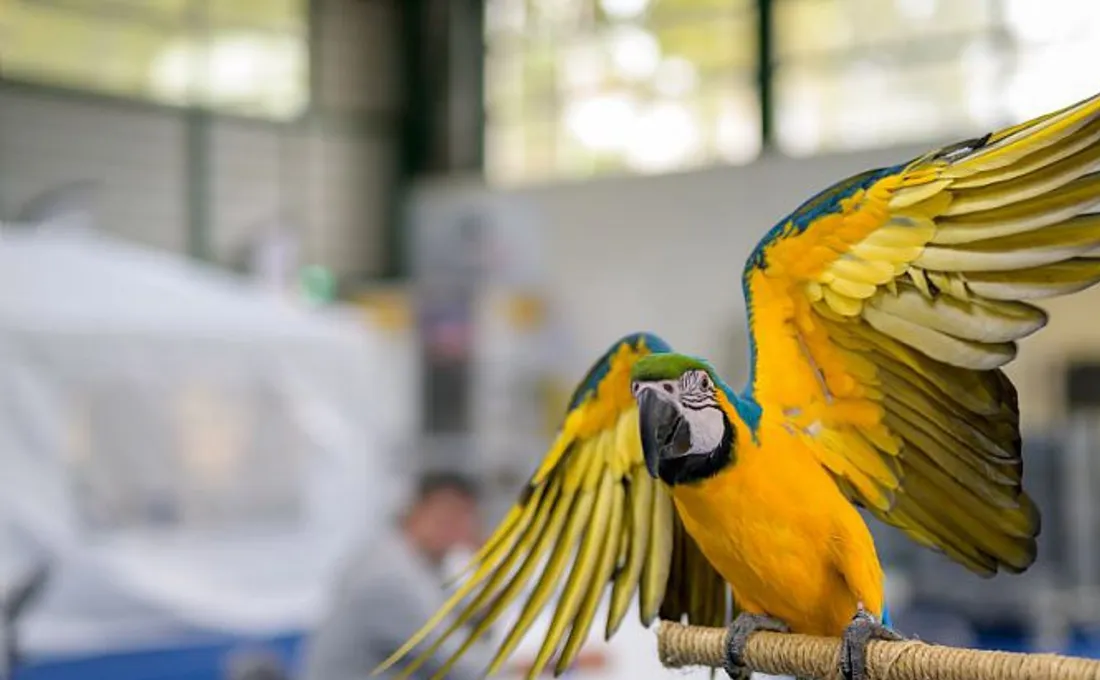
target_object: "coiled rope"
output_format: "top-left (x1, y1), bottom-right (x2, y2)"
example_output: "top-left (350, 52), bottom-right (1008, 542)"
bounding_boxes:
top-left (657, 622), bottom-right (1100, 680)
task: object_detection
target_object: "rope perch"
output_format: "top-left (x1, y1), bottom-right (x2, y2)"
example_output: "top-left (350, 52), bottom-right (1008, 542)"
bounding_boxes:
top-left (657, 622), bottom-right (1100, 680)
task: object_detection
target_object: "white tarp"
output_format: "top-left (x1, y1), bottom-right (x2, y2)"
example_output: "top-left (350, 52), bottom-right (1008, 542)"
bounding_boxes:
top-left (0, 226), bottom-right (409, 656)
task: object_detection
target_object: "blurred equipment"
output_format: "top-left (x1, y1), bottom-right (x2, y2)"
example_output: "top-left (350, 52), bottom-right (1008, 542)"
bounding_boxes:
top-left (234, 217), bottom-right (302, 296)
top-left (0, 225), bottom-right (409, 675)
top-left (409, 187), bottom-right (566, 525)
top-left (416, 211), bottom-right (483, 441)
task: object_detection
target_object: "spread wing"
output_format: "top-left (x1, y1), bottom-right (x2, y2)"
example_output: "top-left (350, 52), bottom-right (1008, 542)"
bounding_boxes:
top-left (374, 332), bottom-right (732, 680)
top-left (739, 91), bottom-right (1100, 576)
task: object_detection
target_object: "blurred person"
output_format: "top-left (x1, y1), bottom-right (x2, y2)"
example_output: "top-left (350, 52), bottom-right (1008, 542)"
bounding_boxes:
top-left (303, 471), bottom-right (607, 680)
top-left (303, 472), bottom-right (489, 680)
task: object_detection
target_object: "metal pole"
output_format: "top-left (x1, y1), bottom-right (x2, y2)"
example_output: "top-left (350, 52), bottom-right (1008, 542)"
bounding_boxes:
top-left (184, 0), bottom-right (212, 261)
top-left (1066, 411), bottom-right (1098, 593)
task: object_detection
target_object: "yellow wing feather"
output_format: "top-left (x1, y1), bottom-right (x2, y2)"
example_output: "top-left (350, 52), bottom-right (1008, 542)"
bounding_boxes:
top-left (743, 90), bottom-right (1100, 576)
top-left (373, 333), bottom-right (731, 679)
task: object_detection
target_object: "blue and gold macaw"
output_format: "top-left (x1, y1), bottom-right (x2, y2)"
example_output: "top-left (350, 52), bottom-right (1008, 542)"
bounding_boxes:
top-left (375, 91), bottom-right (1100, 680)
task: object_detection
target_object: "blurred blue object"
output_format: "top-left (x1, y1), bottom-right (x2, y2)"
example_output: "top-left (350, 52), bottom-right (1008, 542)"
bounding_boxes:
top-left (892, 604), bottom-right (977, 649)
top-left (16, 633), bottom-right (304, 680)
top-left (1066, 626), bottom-right (1100, 660)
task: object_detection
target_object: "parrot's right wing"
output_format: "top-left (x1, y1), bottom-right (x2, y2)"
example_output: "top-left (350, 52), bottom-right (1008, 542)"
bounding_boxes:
top-left (373, 332), bottom-right (732, 680)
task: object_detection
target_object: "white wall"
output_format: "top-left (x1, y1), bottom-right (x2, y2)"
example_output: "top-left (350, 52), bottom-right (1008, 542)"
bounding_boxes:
top-left (0, 88), bottom-right (189, 251)
top-left (413, 145), bottom-right (1100, 430)
top-left (0, 0), bottom-right (398, 278)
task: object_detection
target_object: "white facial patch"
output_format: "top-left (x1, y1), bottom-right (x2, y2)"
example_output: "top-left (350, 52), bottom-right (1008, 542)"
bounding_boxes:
top-left (676, 369), bottom-right (725, 454)
top-left (633, 369), bottom-right (726, 456)
top-left (680, 406), bottom-right (725, 454)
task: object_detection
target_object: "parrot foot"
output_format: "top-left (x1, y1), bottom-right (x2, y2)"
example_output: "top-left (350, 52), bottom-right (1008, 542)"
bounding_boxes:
top-left (723, 612), bottom-right (790, 680)
top-left (839, 603), bottom-right (905, 680)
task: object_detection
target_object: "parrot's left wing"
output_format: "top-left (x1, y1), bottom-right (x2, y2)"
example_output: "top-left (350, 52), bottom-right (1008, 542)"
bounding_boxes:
top-left (738, 91), bottom-right (1100, 576)
top-left (374, 333), bottom-right (731, 680)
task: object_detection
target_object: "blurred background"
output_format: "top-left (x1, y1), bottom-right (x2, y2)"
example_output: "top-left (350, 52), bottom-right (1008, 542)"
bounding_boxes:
top-left (1, 0), bottom-right (1100, 678)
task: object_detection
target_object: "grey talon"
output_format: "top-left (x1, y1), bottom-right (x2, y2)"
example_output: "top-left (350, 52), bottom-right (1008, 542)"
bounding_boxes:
top-left (839, 606), bottom-right (906, 680)
top-left (723, 612), bottom-right (790, 679)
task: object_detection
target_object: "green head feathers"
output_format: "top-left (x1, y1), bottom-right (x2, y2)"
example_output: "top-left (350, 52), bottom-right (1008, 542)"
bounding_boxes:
top-left (631, 353), bottom-right (717, 382)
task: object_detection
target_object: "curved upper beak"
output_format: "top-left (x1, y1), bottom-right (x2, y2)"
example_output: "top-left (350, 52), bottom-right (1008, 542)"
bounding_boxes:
top-left (636, 386), bottom-right (692, 478)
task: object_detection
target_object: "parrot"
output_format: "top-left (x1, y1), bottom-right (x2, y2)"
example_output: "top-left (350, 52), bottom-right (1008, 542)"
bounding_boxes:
top-left (374, 89), bottom-right (1100, 680)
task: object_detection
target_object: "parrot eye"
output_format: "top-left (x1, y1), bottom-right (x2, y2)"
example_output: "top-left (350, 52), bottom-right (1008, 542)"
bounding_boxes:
top-left (631, 381), bottom-right (641, 395)
top-left (699, 374), bottom-right (711, 390)
top-left (662, 383), bottom-right (674, 394)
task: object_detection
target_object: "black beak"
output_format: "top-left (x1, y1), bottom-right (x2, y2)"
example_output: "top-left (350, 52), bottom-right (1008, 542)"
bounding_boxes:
top-left (637, 387), bottom-right (692, 479)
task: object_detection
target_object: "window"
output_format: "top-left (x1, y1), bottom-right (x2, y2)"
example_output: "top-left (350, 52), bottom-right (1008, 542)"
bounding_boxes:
top-left (772, 0), bottom-right (1100, 156)
top-left (997, 0), bottom-right (1100, 119)
top-left (484, 0), bottom-right (1100, 181)
top-left (0, 0), bottom-right (308, 120)
top-left (484, 0), bottom-right (762, 186)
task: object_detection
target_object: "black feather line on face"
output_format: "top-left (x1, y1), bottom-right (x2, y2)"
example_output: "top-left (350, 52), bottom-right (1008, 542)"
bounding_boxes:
top-left (657, 412), bottom-right (735, 486)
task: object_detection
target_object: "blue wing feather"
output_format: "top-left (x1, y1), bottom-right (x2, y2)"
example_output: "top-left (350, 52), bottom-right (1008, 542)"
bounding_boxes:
top-left (566, 332), bottom-right (672, 410)
top-left (742, 165), bottom-right (901, 274)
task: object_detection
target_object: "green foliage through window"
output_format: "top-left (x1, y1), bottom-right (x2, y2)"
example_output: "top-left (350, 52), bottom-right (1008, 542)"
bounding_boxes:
top-left (484, 0), bottom-right (761, 185)
top-left (0, 0), bottom-right (308, 120)
top-left (771, 0), bottom-right (1100, 156)
top-left (485, 0), bottom-right (1100, 184)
